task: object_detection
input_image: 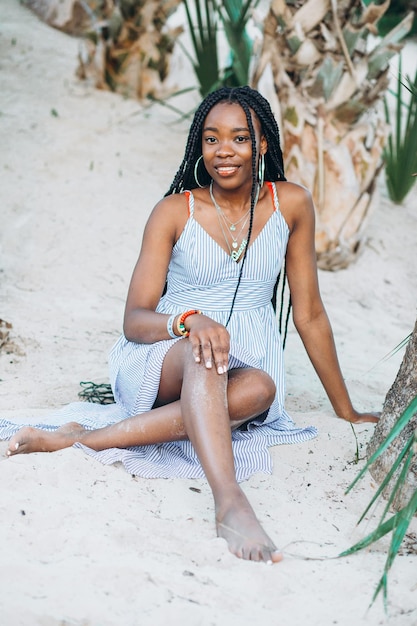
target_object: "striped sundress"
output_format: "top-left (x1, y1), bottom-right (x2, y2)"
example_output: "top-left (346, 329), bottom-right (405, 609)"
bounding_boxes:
top-left (0, 182), bottom-right (317, 481)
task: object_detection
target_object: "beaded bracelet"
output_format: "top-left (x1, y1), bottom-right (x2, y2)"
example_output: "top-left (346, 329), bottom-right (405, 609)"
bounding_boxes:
top-left (177, 309), bottom-right (202, 337)
top-left (166, 314), bottom-right (178, 339)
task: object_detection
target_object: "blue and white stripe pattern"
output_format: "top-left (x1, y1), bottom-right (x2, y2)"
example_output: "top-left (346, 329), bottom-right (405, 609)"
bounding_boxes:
top-left (0, 183), bottom-right (317, 480)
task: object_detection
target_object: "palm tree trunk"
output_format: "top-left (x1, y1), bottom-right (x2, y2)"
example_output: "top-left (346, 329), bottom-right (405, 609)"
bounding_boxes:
top-left (25, 0), bottom-right (183, 100)
top-left (367, 320), bottom-right (417, 511)
top-left (252, 0), bottom-right (413, 270)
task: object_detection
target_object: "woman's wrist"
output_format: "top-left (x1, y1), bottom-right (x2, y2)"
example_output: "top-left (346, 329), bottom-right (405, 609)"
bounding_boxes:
top-left (334, 403), bottom-right (356, 422)
top-left (166, 314), bottom-right (179, 339)
top-left (166, 310), bottom-right (202, 339)
top-left (177, 309), bottom-right (202, 337)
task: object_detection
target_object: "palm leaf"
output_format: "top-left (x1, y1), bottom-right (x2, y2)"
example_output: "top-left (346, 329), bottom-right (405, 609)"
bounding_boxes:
top-left (356, 434), bottom-right (412, 524)
top-left (340, 473), bottom-right (417, 607)
top-left (342, 395), bottom-right (417, 607)
top-left (342, 487), bottom-right (417, 607)
top-left (383, 56), bottom-right (417, 203)
top-left (377, 435), bottom-right (415, 523)
top-left (183, 0), bottom-right (221, 96)
top-left (367, 11), bottom-right (414, 79)
top-left (214, 0), bottom-right (257, 86)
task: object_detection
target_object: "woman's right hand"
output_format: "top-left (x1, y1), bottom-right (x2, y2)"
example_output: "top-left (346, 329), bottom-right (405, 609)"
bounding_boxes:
top-left (186, 314), bottom-right (230, 375)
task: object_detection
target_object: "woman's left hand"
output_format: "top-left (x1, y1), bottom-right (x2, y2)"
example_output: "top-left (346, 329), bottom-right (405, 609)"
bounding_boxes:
top-left (338, 410), bottom-right (380, 424)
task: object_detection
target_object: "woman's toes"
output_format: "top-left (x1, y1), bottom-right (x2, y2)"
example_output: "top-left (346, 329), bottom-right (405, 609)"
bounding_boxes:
top-left (6, 442), bottom-right (20, 456)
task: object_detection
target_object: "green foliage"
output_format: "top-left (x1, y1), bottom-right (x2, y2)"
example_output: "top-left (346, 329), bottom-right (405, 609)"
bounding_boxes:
top-left (341, 395), bottom-right (417, 608)
top-left (183, 0), bottom-right (221, 97)
top-left (215, 0), bottom-right (257, 88)
top-left (362, 0), bottom-right (417, 37)
top-left (182, 0), bottom-right (258, 97)
top-left (383, 58), bottom-right (417, 204)
top-left (380, 1), bottom-right (417, 38)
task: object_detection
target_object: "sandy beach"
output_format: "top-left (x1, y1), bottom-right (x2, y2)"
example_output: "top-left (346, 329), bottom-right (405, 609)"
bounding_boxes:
top-left (0, 2), bottom-right (416, 624)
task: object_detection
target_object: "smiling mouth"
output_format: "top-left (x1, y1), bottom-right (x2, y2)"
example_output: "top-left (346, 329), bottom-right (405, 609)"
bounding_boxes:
top-left (215, 165), bottom-right (239, 175)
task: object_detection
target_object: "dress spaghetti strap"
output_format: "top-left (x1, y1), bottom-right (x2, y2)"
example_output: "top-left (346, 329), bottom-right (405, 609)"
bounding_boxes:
top-left (184, 190), bottom-right (195, 217)
top-left (266, 181), bottom-right (279, 212)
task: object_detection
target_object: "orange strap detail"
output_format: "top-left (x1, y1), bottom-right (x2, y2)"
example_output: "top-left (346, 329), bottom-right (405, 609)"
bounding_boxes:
top-left (184, 190), bottom-right (191, 217)
top-left (265, 181), bottom-right (277, 211)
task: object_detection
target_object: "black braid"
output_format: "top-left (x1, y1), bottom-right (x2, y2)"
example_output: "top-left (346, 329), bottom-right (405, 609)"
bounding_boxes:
top-left (224, 97), bottom-right (257, 327)
top-left (164, 86), bottom-right (290, 334)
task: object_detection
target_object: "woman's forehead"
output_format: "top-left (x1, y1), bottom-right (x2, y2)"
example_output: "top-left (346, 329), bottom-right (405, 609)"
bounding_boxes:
top-left (203, 101), bottom-right (260, 131)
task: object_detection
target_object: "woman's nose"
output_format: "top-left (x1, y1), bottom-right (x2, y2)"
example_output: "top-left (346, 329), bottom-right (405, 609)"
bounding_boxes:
top-left (215, 141), bottom-right (234, 156)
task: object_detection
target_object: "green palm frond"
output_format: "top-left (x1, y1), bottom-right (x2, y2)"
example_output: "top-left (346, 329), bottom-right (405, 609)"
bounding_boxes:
top-left (341, 483), bottom-right (417, 607)
top-left (383, 56), bottom-right (417, 203)
top-left (364, 333), bottom-right (412, 375)
top-left (182, 0), bottom-right (257, 96)
top-left (215, 0), bottom-right (258, 86)
top-left (183, 0), bottom-right (221, 96)
top-left (355, 435), bottom-right (413, 524)
top-left (341, 395), bottom-right (417, 608)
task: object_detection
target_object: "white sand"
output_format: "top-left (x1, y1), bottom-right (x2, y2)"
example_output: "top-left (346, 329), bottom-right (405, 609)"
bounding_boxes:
top-left (0, 2), bottom-right (416, 624)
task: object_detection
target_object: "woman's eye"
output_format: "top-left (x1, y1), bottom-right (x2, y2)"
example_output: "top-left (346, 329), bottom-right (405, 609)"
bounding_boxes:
top-left (204, 136), bottom-right (217, 143)
top-left (236, 136), bottom-right (250, 143)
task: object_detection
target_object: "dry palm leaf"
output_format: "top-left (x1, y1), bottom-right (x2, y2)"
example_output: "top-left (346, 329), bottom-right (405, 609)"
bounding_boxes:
top-left (25, 0), bottom-right (183, 100)
top-left (76, 0), bottom-right (183, 100)
top-left (0, 319), bottom-right (12, 351)
top-left (252, 0), bottom-right (413, 269)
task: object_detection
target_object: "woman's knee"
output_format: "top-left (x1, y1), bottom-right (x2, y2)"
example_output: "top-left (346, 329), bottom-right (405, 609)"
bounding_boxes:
top-left (253, 370), bottom-right (276, 410)
top-left (228, 368), bottom-right (276, 415)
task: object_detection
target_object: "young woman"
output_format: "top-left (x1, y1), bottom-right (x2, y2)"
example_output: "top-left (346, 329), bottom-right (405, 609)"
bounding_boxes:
top-left (5, 86), bottom-right (378, 563)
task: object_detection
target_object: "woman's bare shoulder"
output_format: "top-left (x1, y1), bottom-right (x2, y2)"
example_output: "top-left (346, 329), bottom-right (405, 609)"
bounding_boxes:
top-left (274, 180), bottom-right (312, 204)
top-left (273, 180), bottom-right (314, 230)
top-left (146, 192), bottom-right (190, 237)
top-left (151, 191), bottom-right (190, 215)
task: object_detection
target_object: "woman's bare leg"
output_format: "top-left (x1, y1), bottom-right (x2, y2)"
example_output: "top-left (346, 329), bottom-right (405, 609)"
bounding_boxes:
top-left (6, 370), bottom-right (271, 454)
top-left (7, 340), bottom-right (281, 562)
top-left (7, 343), bottom-right (272, 454)
top-left (177, 344), bottom-right (281, 563)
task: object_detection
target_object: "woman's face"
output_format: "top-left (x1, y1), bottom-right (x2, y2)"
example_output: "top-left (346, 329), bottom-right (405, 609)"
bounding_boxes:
top-left (201, 101), bottom-right (266, 190)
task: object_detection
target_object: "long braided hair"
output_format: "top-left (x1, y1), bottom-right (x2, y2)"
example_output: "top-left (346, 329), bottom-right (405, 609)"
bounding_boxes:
top-left (165, 86), bottom-right (291, 342)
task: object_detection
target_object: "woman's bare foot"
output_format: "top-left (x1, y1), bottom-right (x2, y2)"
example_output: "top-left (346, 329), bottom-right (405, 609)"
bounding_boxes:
top-left (215, 486), bottom-right (282, 563)
top-left (6, 422), bottom-right (87, 456)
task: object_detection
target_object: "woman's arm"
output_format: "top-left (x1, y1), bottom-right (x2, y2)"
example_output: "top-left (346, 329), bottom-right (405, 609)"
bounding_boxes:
top-left (280, 182), bottom-right (379, 424)
top-left (123, 194), bottom-right (188, 344)
top-left (122, 194), bottom-right (230, 374)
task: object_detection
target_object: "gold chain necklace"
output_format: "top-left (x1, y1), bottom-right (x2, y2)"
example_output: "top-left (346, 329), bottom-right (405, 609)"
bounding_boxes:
top-left (209, 182), bottom-right (260, 262)
top-left (210, 181), bottom-right (251, 231)
top-left (216, 209), bottom-right (250, 261)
